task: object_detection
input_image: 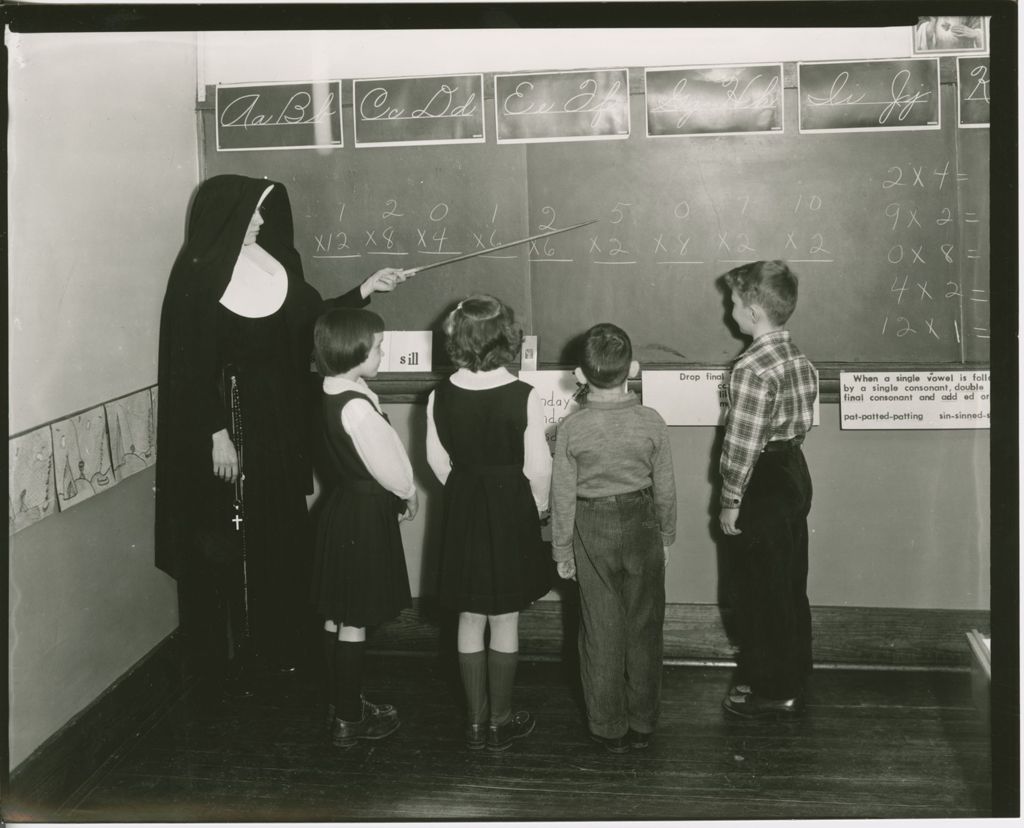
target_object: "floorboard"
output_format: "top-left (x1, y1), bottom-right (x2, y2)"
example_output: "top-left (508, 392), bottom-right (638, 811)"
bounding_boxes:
top-left (49, 654), bottom-right (990, 822)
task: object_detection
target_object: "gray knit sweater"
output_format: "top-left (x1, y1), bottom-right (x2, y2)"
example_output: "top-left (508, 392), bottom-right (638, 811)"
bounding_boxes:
top-left (550, 392), bottom-right (677, 562)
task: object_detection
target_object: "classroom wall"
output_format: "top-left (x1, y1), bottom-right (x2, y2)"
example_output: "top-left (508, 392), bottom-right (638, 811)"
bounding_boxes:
top-left (8, 32), bottom-right (198, 770)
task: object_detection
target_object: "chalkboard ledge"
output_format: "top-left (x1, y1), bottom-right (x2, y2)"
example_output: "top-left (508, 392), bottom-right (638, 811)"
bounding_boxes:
top-left (362, 363), bottom-right (990, 405)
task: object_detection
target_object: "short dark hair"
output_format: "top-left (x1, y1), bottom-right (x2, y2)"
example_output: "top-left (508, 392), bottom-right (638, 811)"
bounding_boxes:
top-left (443, 294), bottom-right (523, 371)
top-left (722, 260), bottom-right (798, 325)
top-left (579, 323), bottom-right (633, 388)
top-left (313, 307), bottom-right (385, 376)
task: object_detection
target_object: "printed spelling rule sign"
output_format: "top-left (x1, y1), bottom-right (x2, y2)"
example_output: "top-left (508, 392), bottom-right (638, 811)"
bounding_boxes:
top-left (840, 370), bottom-right (989, 429)
top-left (642, 370), bottom-right (821, 426)
top-left (518, 370), bottom-right (581, 450)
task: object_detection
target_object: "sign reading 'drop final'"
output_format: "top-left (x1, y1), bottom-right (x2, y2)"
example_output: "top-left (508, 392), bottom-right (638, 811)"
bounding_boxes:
top-left (494, 69), bottom-right (630, 144)
top-left (957, 57), bottom-right (990, 128)
top-left (840, 370), bottom-right (989, 430)
top-left (642, 370), bottom-right (820, 427)
top-left (216, 82), bottom-right (343, 151)
top-left (645, 64), bottom-right (784, 137)
top-left (353, 75), bottom-right (485, 147)
top-left (797, 59), bottom-right (940, 133)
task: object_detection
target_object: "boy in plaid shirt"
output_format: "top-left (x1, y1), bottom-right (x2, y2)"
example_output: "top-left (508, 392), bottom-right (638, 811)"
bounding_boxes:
top-left (717, 260), bottom-right (817, 718)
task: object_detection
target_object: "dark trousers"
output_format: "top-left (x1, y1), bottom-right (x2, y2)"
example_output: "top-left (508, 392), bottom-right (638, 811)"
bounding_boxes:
top-left (574, 488), bottom-right (666, 738)
top-left (730, 445), bottom-right (813, 700)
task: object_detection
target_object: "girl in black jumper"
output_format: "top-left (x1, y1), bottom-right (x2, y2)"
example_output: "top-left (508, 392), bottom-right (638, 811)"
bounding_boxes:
top-left (426, 295), bottom-right (553, 751)
top-left (311, 307), bottom-right (419, 748)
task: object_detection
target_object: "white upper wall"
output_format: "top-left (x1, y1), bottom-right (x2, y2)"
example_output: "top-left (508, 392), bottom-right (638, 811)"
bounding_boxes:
top-left (8, 31), bottom-right (199, 434)
top-left (200, 27), bottom-right (915, 86)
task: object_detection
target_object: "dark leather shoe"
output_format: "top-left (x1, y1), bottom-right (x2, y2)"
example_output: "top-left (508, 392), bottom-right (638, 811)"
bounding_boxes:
top-left (331, 709), bottom-right (401, 748)
top-left (722, 692), bottom-right (803, 718)
top-left (486, 711), bottom-right (535, 751)
top-left (465, 723), bottom-right (488, 750)
top-left (362, 696), bottom-right (398, 721)
top-left (627, 728), bottom-right (651, 750)
top-left (591, 732), bottom-right (630, 754)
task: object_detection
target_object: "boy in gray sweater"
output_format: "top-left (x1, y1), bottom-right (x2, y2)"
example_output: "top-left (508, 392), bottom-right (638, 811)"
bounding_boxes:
top-left (551, 323), bottom-right (677, 753)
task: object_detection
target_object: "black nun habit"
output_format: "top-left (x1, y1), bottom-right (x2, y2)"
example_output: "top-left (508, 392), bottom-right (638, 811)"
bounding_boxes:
top-left (155, 174), bottom-right (366, 680)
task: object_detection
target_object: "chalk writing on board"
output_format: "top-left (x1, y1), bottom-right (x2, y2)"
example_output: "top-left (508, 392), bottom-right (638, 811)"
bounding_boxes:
top-left (876, 153), bottom-right (989, 353)
top-left (353, 75), bottom-right (486, 146)
top-left (798, 59), bottom-right (940, 132)
top-left (216, 82), bottom-right (343, 150)
top-left (495, 70), bottom-right (630, 143)
top-left (646, 65), bottom-right (783, 136)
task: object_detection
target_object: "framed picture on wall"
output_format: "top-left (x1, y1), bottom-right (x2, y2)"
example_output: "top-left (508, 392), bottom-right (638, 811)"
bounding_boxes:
top-left (912, 16), bottom-right (988, 54)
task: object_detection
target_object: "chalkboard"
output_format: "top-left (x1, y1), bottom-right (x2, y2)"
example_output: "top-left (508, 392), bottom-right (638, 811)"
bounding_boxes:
top-left (201, 63), bottom-right (989, 366)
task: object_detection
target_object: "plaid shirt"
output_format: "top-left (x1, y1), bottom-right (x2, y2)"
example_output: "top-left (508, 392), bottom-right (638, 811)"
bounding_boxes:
top-left (720, 330), bottom-right (817, 508)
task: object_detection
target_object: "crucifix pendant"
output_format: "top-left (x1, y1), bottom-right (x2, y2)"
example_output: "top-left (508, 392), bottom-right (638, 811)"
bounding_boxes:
top-left (232, 503), bottom-right (243, 532)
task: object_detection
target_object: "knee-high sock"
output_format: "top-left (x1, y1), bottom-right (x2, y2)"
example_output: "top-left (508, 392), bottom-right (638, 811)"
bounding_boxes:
top-left (322, 629), bottom-right (337, 707)
top-left (334, 640), bottom-right (365, 722)
top-left (487, 649), bottom-right (518, 726)
top-left (458, 650), bottom-right (489, 724)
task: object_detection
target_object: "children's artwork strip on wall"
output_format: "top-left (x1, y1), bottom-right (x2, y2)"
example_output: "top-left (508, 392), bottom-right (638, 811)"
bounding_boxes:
top-left (10, 385), bottom-right (159, 531)
top-left (52, 407), bottom-right (117, 511)
top-left (9, 426), bottom-right (57, 535)
top-left (105, 389), bottom-right (157, 482)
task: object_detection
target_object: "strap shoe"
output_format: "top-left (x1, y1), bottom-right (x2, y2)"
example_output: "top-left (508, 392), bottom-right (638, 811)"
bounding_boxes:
top-left (331, 708), bottom-right (401, 749)
top-left (486, 710), bottom-right (535, 751)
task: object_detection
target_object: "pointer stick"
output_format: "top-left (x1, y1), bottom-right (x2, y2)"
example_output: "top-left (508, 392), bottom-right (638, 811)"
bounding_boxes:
top-left (402, 219), bottom-right (598, 275)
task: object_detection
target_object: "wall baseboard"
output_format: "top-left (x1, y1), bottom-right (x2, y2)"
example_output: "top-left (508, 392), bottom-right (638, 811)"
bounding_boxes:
top-left (6, 632), bottom-right (187, 819)
top-left (373, 599), bottom-right (991, 669)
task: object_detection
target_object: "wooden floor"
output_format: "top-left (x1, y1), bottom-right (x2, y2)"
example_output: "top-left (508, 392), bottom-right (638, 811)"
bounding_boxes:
top-left (46, 654), bottom-right (989, 821)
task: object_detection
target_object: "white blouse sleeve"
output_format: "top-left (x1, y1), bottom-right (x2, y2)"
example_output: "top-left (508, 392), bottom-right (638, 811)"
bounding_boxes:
top-left (523, 387), bottom-right (552, 512)
top-left (340, 399), bottom-right (416, 500)
top-left (425, 390), bottom-right (452, 485)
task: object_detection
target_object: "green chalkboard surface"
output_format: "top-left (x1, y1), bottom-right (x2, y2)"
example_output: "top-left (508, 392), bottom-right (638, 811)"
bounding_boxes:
top-left (201, 63), bottom-right (989, 366)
